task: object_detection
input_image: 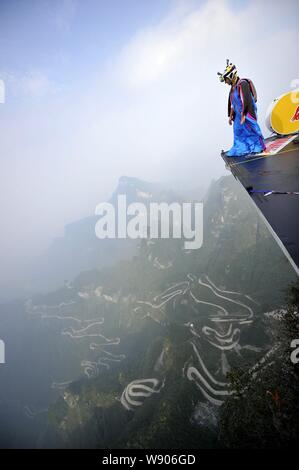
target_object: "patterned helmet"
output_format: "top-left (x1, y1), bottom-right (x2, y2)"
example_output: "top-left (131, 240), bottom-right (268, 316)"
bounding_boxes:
top-left (218, 59), bottom-right (237, 83)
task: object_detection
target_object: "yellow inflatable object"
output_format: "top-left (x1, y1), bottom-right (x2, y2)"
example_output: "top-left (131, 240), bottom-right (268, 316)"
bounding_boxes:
top-left (266, 90), bottom-right (299, 135)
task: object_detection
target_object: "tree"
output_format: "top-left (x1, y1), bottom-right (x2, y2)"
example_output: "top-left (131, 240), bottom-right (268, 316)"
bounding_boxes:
top-left (219, 281), bottom-right (299, 448)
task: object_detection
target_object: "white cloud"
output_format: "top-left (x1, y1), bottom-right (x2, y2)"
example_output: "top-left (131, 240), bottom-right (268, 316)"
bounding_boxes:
top-left (118, 0), bottom-right (240, 89)
top-left (117, 0), bottom-right (298, 93)
top-left (106, 0), bottom-right (298, 184)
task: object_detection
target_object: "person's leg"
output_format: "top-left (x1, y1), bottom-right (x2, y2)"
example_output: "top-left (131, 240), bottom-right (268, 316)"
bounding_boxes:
top-left (226, 118), bottom-right (250, 156)
top-left (243, 116), bottom-right (266, 154)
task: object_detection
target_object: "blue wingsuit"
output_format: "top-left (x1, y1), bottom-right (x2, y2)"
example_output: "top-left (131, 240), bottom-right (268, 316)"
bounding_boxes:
top-left (227, 78), bottom-right (266, 157)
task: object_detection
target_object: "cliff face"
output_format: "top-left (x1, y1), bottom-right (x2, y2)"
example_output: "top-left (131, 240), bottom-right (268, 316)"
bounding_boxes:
top-left (0, 174), bottom-right (296, 448)
top-left (29, 176), bottom-right (202, 293)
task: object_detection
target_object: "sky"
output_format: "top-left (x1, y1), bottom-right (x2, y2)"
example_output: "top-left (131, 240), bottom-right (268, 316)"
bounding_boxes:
top-left (0, 0), bottom-right (298, 295)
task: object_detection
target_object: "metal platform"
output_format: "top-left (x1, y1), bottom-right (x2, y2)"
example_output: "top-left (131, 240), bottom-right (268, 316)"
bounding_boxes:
top-left (221, 133), bottom-right (299, 273)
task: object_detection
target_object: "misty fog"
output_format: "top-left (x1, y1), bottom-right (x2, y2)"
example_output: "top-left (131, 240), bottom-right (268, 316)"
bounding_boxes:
top-left (0, 0), bottom-right (298, 299)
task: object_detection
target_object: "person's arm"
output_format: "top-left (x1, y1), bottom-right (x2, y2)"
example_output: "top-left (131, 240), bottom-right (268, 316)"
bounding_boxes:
top-left (239, 80), bottom-right (252, 123)
top-left (229, 107), bottom-right (234, 125)
top-left (228, 89), bottom-right (235, 125)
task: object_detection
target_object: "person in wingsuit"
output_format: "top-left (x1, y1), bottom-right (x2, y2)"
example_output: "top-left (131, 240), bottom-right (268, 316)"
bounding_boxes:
top-left (218, 60), bottom-right (266, 157)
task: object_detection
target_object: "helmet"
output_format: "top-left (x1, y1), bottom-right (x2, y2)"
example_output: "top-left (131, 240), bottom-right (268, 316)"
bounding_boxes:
top-left (218, 59), bottom-right (237, 83)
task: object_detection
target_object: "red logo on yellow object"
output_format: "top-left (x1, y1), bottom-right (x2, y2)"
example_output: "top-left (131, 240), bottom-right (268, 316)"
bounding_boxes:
top-left (291, 106), bottom-right (299, 122)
